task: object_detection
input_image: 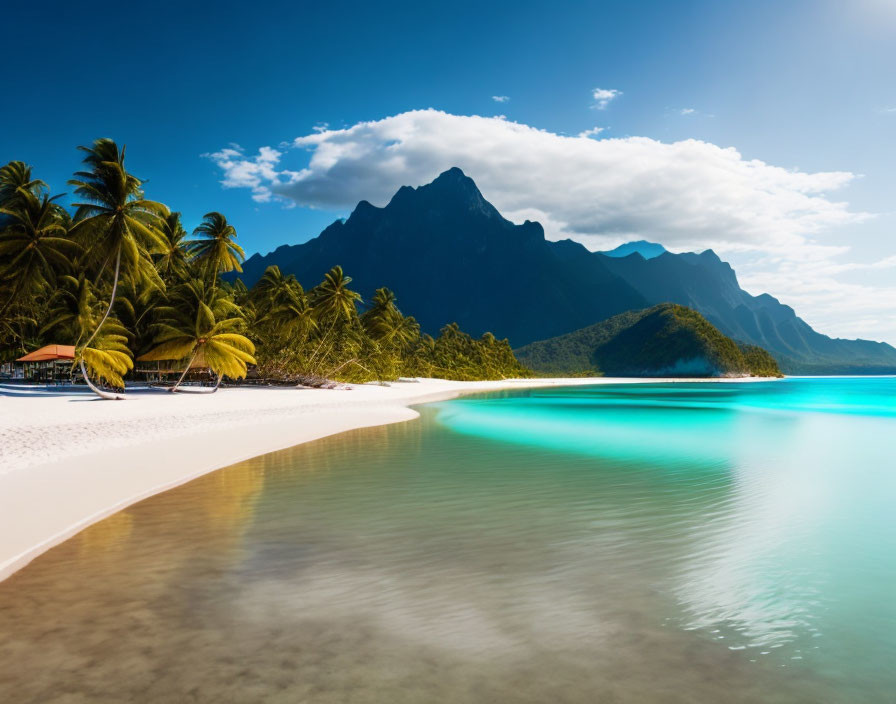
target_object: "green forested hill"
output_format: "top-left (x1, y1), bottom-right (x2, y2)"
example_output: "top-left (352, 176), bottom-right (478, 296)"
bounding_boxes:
top-left (514, 304), bottom-right (782, 377)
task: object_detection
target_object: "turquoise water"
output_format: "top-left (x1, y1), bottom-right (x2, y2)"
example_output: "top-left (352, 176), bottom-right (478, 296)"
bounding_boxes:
top-left (0, 378), bottom-right (893, 702)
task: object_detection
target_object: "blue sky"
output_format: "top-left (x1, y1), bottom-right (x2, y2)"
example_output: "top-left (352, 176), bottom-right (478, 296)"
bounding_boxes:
top-left (3, 0), bottom-right (895, 342)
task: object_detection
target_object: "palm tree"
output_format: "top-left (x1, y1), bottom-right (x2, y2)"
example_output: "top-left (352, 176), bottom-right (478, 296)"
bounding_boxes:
top-left (155, 211), bottom-right (190, 281)
top-left (311, 265), bottom-right (362, 324)
top-left (79, 330), bottom-right (134, 392)
top-left (0, 190), bottom-right (79, 317)
top-left (41, 272), bottom-right (134, 398)
top-left (0, 161), bottom-right (46, 207)
top-left (361, 287), bottom-right (396, 336)
top-left (385, 314), bottom-right (420, 350)
top-left (251, 266), bottom-right (295, 312)
top-left (361, 288), bottom-right (419, 346)
top-left (229, 278), bottom-right (251, 307)
top-left (411, 333), bottom-right (436, 377)
top-left (115, 273), bottom-right (164, 356)
top-left (67, 138), bottom-right (166, 398)
top-left (188, 212), bottom-right (245, 284)
top-left (140, 279), bottom-right (256, 392)
top-left (249, 265), bottom-right (315, 337)
top-left (307, 266), bottom-right (362, 368)
top-left (42, 273), bottom-right (99, 343)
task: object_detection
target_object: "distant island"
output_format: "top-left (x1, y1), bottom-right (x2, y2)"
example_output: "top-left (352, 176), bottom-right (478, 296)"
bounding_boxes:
top-left (515, 303), bottom-right (782, 378)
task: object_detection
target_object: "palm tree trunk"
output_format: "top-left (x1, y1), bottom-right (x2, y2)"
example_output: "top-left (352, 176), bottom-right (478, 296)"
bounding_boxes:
top-left (170, 348), bottom-right (199, 392)
top-left (79, 359), bottom-right (124, 400)
top-left (172, 371), bottom-right (222, 394)
top-left (79, 247), bottom-right (124, 400)
top-left (327, 357), bottom-right (359, 377)
top-left (307, 318), bottom-right (339, 372)
top-left (82, 246), bottom-right (121, 350)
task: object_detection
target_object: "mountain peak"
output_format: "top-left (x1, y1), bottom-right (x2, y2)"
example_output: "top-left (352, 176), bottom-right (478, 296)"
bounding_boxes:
top-left (427, 167), bottom-right (482, 198)
top-left (436, 165), bottom-right (468, 179)
top-left (384, 167), bottom-right (505, 222)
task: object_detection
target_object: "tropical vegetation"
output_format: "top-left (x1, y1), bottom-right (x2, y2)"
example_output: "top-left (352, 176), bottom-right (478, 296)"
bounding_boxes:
top-left (0, 142), bottom-right (529, 397)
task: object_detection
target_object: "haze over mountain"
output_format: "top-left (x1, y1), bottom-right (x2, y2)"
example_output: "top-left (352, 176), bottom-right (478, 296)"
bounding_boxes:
top-left (601, 241), bottom-right (666, 260)
top-left (237, 168), bottom-right (896, 374)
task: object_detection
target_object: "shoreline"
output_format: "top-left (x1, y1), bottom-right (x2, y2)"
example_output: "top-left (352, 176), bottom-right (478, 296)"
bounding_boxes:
top-left (0, 376), bottom-right (776, 583)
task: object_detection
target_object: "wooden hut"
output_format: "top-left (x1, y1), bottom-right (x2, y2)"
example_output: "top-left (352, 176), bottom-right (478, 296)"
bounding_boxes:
top-left (135, 348), bottom-right (213, 385)
top-left (15, 345), bottom-right (76, 383)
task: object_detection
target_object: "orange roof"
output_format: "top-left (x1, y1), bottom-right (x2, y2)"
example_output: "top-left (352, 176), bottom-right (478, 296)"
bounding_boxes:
top-left (16, 344), bottom-right (76, 362)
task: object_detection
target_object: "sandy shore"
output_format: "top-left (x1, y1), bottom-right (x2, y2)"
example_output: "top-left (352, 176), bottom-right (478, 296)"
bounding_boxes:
top-left (0, 376), bottom-right (772, 582)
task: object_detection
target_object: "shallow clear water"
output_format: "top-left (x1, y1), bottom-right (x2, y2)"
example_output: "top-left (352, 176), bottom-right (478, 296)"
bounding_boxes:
top-left (0, 378), bottom-right (894, 703)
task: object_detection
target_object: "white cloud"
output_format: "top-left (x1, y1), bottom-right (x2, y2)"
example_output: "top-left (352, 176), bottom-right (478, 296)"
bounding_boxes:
top-left (207, 108), bottom-right (896, 343)
top-left (203, 144), bottom-right (283, 202)
top-left (738, 258), bottom-right (896, 342)
top-left (591, 88), bottom-right (621, 110)
top-left (214, 109), bottom-right (863, 249)
top-left (578, 126), bottom-right (605, 138)
top-left (492, 95), bottom-right (509, 103)
top-left (680, 107), bottom-right (696, 115)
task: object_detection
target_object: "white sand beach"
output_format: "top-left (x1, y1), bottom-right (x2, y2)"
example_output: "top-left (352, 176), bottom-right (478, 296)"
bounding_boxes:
top-left (0, 376), bottom-right (773, 582)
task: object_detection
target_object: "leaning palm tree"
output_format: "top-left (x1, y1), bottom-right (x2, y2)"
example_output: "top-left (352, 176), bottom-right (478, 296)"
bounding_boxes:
top-left (67, 138), bottom-right (167, 398)
top-left (140, 279), bottom-right (256, 392)
top-left (41, 272), bottom-right (134, 399)
top-left (188, 212), bottom-right (245, 285)
top-left (78, 327), bottom-right (135, 396)
top-left (0, 190), bottom-right (79, 317)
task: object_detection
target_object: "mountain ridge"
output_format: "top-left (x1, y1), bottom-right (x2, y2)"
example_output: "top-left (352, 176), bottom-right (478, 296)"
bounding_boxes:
top-left (238, 168), bottom-right (649, 346)
top-left (235, 168), bottom-right (896, 374)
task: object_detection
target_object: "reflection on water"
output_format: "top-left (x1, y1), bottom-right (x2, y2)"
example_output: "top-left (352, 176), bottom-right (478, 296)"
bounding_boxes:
top-left (0, 378), bottom-right (894, 703)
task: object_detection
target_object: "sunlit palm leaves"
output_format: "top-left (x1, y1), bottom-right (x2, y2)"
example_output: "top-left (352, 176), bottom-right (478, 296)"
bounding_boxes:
top-left (189, 212), bottom-right (245, 282)
top-left (66, 138), bottom-right (166, 397)
top-left (39, 272), bottom-right (134, 390)
top-left (80, 331), bottom-right (134, 389)
top-left (311, 265), bottom-right (362, 323)
top-left (68, 139), bottom-right (167, 288)
top-left (140, 279), bottom-right (256, 389)
top-left (0, 190), bottom-right (79, 315)
top-left (155, 211), bottom-right (191, 281)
